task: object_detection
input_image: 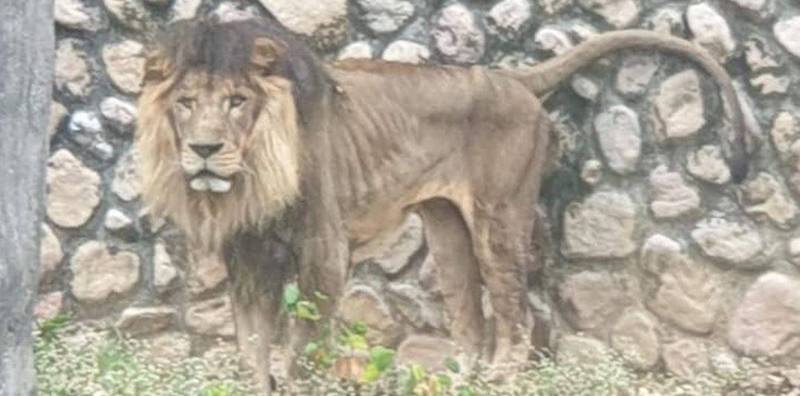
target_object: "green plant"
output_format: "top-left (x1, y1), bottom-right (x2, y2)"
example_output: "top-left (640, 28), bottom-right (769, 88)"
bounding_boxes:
top-left (37, 314), bottom-right (71, 342)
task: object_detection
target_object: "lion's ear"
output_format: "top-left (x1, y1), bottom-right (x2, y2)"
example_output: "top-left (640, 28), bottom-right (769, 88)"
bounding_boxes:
top-left (251, 38), bottom-right (285, 72)
top-left (144, 48), bottom-right (173, 83)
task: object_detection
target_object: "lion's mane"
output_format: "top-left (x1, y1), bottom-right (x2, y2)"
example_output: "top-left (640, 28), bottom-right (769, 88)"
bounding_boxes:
top-left (135, 19), bottom-right (328, 251)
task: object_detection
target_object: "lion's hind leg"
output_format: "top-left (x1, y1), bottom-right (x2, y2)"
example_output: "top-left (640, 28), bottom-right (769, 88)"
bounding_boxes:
top-left (418, 198), bottom-right (485, 357)
top-left (470, 205), bottom-right (535, 368)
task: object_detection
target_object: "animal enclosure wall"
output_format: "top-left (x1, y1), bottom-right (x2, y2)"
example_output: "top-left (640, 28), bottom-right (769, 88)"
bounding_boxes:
top-left (47, 0), bottom-right (800, 377)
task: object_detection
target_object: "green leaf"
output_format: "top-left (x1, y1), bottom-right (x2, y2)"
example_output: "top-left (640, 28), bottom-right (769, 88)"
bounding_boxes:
top-left (350, 322), bottom-right (368, 336)
top-left (304, 342), bottom-right (319, 356)
top-left (410, 364), bottom-right (427, 383)
top-left (369, 346), bottom-right (395, 371)
top-left (38, 314), bottom-right (72, 341)
top-left (314, 291), bottom-right (330, 301)
top-left (444, 357), bottom-right (461, 373)
top-left (361, 363), bottom-right (382, 383)
top-left (282, 284), bottom-right (300, 310)
top-left (437, 373), bottom-right (453, 388)
top-left (345, 333), bottom-right (369, 351)
top-left (295, 301), bottom-right (321, 321)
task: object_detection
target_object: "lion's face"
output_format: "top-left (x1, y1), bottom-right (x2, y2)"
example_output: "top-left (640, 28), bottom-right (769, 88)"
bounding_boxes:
top-left (169, 72), bottom-right (261, 193)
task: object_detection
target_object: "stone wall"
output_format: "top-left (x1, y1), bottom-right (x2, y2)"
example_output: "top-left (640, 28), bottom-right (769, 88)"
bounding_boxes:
top-left (46, 0), bottom-right (800, 376)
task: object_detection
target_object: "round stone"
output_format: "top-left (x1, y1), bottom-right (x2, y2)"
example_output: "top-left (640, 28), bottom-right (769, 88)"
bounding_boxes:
top-left (55, 39), bottom-right (92, 97)
top-left (431, 3), bottom-right (485, 64)
top-left (355, 0), bottom-right (415, 34)
top-left (102, 40), bottom-right (146, 94)
top-left (594, 105), bottom-right (642, 174)
top-left (46, 149), bottom-right (101, 228)
top-left (70, 241), bottom-right (140, 303)
top-left (382, 40), bottom-right (431, 64)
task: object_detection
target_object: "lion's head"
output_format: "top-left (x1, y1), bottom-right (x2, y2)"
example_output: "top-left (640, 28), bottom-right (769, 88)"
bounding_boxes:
top-left (136, 18), bottom-right (328, 250)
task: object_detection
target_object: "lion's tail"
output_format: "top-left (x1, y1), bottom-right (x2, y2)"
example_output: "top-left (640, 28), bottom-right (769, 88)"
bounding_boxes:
top-left (504, 29), bottom-right (749, 183)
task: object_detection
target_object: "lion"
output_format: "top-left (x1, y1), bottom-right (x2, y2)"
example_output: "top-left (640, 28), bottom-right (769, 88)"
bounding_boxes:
top-left (136, 16), bottom-right (750, 394)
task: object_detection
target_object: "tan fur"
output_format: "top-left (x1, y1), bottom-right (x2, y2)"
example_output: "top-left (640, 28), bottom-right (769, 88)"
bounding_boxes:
top-left (137, 19), bottom-right (751, 395)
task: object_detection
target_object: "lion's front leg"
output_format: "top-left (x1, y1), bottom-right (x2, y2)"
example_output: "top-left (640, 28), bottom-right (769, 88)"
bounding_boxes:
top-left (231, 294), bottom-right (278, 395)
top-left (225, 233), bottom-right (291, 395)
top-left (288, 232), bottom-right (349, 375)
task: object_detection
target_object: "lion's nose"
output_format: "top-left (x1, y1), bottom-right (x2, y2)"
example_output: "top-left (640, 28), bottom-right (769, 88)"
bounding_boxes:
top-left (189, 143), bottom-right (223, 159)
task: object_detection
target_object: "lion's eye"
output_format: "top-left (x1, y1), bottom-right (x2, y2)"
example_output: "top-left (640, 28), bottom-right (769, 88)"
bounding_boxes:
top-left (229, 95), bottom-right (247, 109)
top-left (177, 97), bottom-right (195, 109)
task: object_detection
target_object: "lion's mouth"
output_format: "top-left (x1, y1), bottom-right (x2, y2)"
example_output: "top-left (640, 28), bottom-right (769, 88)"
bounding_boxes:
top-left (189, 170), bottom-right (233, 193)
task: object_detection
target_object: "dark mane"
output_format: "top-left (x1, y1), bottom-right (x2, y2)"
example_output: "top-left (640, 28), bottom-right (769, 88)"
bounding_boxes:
top-left (153, 17), bottom-right (330, 124)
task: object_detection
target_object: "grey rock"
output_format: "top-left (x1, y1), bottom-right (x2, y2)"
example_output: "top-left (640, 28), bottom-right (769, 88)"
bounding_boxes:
top-left (103, 0), bottom-right (150, 30)
top-left (104, 209), bottom-right (133, 231)
top-left (55, 0), bottom-right (107, 31)
top-left (741, 173), bottom-right (798, 228)
top-left (55, 39), bottom-right (92, 97)
top-left (691, 218), bottom-right (764, 268)
top-left (580, 159), bottom-right (603, 186)
top-left (70, 241), bottom-right (140, 303)
top-left (185, 296), bottom-right (236, 337)
top-left (154, 243), bottom-right (180, 293)
top-left (687, 146), bottom-right (731, 184)
top-left (188, 251), bottom-right (229, 295)
top-left (570, 76), bottom-right (600, 101)
top-left (578, 0), bottom-right (640, 28)
top-left (396, 335), bottom-right (458, 372)
top-left (641, 235), bottom-right (720, 334)
top-left (686, 3), bottom-right (736, 60)
top-left (39, 225), bottom-right (64, 280)
top-left (351, 214), bottom-right (423, 275)
top-left (486, 0), bottom-right (533, 40)
top-left (102, 39), bottom-right (146, 94)
top-left (355, 0), bottom-right (415, 34)
top-left (171, 0), bottom-right (202, 20)
top-left (67, 110), bottom-right (115, 161)
top-left (538, 0), bottom-right (573, 15)
top-left (663, 338), bottom-right (710, 378)
top-left (774, 16), bottom-right (800, 59)
top-left (594, 105), bottom-right (641, 174)
top-left (257, 0), bottom-right (348, 46)
top-left (610, 309), bottom-right (660, 369)
top-left (559, 271), bottom-right (631, 332)
top-left (386, 283), bottom-right (443, 330)
top-left (382, 40), bottom-right (431, 64)
top-left (648, 166), bottom-right (701, 219)
top-left (652, 70), bottom-right (705, 139)
top-left (338, 285), bottom-right (402, 346)
top-left (431, 3), bottom-right (485, 64)
top-left (615, 55), bottom-right (658, 95)
top-left (729, 272), bottom-right (800, 357)
top-left (46, 149), bottom-right (101, 228)
top-left (534, 26), bottom-right (573, 55)
top-left (100, 97), bottom-right (137, 127)
top-left (751, 73), bottom-right (790, 95)
top-left (338, 41), bottom-right (374, 60)
top-left (562, 191), bottom-right (638, 259)
top-left (212, 2), bottom-right (260, 22)
top-left (49, 102), bottom-right (68, 140)
top-left (115, 306), bottom-right (177, 336)
top-left (112, 149), bottom-right (141, 202)
top-left (556, 335), bottom-right (612, 365)
top-left (645, 7), bottom-right (685, 35)
top-left (34, 292), bottom-right (65, 321)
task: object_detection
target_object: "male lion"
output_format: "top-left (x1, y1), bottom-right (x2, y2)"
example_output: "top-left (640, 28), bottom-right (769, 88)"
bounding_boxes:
top-left (137, 15), bottom-right (749, 394)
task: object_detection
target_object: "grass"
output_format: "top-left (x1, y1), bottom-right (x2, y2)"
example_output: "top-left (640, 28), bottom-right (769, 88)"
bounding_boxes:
top-left (34, 313), bottom-right (798, 396)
